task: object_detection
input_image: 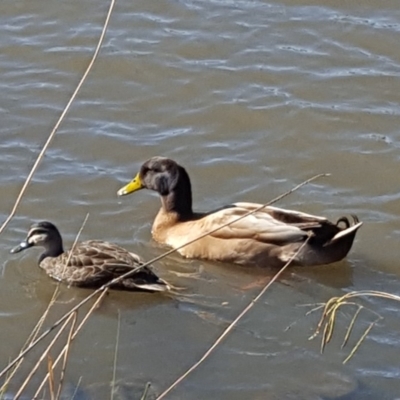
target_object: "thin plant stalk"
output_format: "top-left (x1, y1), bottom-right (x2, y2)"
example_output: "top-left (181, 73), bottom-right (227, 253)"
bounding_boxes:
top-left (0, 0), bottom-right (116, 237)
top-left (342, 320), bottom-right (379, 364)
top-left (0, 287), bottom-right (61, 395)
top-left (14, 312), bottom-right (77, 399)
top-left (54, 312), bottom-right (77, 400)
top-left (70, 376), bottom-right (82, 400)
top-left (155, 236), bottom-right (311, 400)
top-left (47, 355), bottom-right (55, 400)
top-left (310, 290), bottom-right (391, 363)
top-left (1, 0), bottom-right (115, 383)
top-left (111, 310), bottom-right (121, 400)
top-left (61, 213), bottom-right (90, 282)
top-left (140, 383), bottom-right (151, 400)
top-left (33, 289), bottom-right (109, 398)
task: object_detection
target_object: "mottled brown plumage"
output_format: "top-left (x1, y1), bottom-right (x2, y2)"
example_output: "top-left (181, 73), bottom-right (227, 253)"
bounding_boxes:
top-left (118, 157), bottom-right (362, 268)
top-left (11, 221), bottom-right (169, 292)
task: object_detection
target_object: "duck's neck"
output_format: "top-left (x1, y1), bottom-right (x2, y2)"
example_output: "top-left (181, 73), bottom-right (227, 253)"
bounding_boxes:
top-left (160, 165), bottom-right (193, 219)
top-left (39, 240), bottom-right (64, 263)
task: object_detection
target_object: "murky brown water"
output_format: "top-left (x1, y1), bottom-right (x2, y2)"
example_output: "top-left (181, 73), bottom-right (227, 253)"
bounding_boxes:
top-left (1, 0), bottom-right (400, 398)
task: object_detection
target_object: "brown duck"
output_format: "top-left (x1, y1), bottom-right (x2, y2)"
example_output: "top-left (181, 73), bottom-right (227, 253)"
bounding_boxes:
top-left (117, 157), bottom-right (362, 268)
top-left (11, 221), bottom-right (170, 292)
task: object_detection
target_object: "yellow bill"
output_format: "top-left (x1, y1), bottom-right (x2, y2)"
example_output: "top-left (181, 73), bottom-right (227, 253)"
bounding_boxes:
top-left (117, 173), bottom-right (143, 196)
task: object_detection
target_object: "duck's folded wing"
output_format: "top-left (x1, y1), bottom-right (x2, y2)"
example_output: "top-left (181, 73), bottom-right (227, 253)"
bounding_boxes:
top-left (233, 203), bottom-right (328, 224)
top-left (206, 206), bottom-right (309, 244)
top-left (63, 241), bottom-right (144, 267)
top-left (97, 261), bottom-right (168, 291)
top-left (62, 253), bottom-right (155, 285)
top-left (83, 240), bottom-right (144, 263)
top-left (55, 244), bottom-right (166, 290)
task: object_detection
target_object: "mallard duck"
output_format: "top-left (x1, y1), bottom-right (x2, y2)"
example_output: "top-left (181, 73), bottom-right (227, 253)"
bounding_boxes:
top-left (10, 221), bottom-right (170, 292)
top-left (117, 157), bottom-right (362, 268)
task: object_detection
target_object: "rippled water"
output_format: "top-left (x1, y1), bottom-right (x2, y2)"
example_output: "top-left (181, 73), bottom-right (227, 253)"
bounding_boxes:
top-left (1, 0), bottom-right (400, 398)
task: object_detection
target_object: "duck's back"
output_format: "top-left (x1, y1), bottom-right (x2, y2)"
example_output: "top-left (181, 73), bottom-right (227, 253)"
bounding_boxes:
top-left (151, 203), bottom-right (361, 268)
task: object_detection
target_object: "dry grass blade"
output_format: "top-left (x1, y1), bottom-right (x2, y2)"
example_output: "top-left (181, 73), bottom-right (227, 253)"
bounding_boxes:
top-left (70, 376), bottom-right (82, 400)
top-left (47, 355), bottom-right (55, 400)
top-left (341, 304), bottom-right (363, 349)
top-left (0, 287), bottom-right (109, 378)
top-left (342, 318), bottom-right (381, 364)
top-left (54, 312), bottom-right (77, 400)
top-left (0, 287), bottom-right (61, 394)
top-left (324, 300), bottom-right (359, 345)
top-left (26, 288), bottom-right (61, 347)
top-left (140, 383), bottom-right (151, 400)
top-left (62, 213), bottom-right (90, 282)
top-left (0, 0), bottom-right (116, 391)
top-left (70, 288), bottom-right (109, 341)
top-left (320, 320), bottom-right (330, 354)
top-left (111, 310), bottom-right (121, 400)
top-left (0, 0), bottom-right (116, 237)
top-left (0, 173), bottom-right (327, 379)
top-left (14, 312), bottom-right (77, 399)
top-left (1, 0), bottom-right (115, 379)
top-left (309, 296), bottom-right (340, 340)
top-left (33, 289), bottom-right (109, 398)
top-left (155, 236), bottom-right (311, 400)
top-left (0, 358), bottom-right (24, 396)
top-left (310, 290), bottom-right (393, 363)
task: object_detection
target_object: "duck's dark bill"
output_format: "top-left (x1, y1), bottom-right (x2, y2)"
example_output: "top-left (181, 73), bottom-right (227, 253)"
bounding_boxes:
top-left (10, 241), bottom-right (32, 254)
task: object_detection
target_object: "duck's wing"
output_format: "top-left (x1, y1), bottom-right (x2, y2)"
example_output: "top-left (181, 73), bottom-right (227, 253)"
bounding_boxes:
top-left (234, 203), bottom-right (329, 225)
top-left (59, 241), bottom-right (169, 291)
top-left (204, 203), bottom-right (326, 245)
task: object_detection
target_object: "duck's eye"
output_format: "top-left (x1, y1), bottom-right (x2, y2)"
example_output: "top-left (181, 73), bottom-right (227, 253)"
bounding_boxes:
top-left (151, 164), bottom-right (163, 173)
top-left (141, 167), bottom-right (149, 175)
top-left (30, 228), bottom-right (47, 236)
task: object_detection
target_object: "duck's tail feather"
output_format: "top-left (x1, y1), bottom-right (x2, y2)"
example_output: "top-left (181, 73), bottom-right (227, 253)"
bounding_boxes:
top-left (121, 276), bottom-right (171, 292)
top-left (293, 215), bottom-right (363, 266)
top-left (330, 215), bottom-right (363, 244)
top-left (133, 282), bottom-right (171, 292)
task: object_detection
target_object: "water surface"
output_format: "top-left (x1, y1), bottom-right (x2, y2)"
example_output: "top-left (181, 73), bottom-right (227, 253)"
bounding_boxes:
top-left (1, 0), bottom-right (400, 398)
